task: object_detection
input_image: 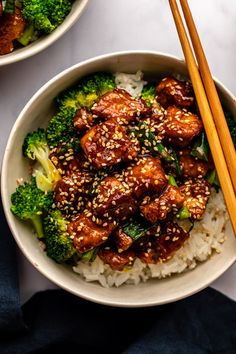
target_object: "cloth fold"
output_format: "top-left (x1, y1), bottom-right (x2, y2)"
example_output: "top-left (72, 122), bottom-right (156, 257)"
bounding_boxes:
top-left (1, 199), bottom-right (236, 354)
top-left (0, 288), bottom-right (236, 354)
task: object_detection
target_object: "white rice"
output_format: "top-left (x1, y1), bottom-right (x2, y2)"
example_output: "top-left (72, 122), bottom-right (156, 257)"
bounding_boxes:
top-left (72, 72), bottom-right (228, 287)
top-left (73, 189), bottom-right (228, 287)
top-left (115, 70), bottom-right (147, 97)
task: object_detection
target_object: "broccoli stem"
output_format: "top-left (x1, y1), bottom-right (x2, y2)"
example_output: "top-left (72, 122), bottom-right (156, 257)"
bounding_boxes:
top-left (134, 122), bottom-right (174, 161)
top-left (134, 122), bottom-right (181, 176)
top-left (171, 150), bottom-right (181, 177)
top-left (35, 171), bottom-right (55, 193)
top-left (34, 148), bottom-right (49, 172)
top-left (153, 143), bottom-right (181, 177)
top-left (168, 175), bottom-right (178, 187)
top-left (17, 23), bottom-right (35, 46)
top-left (206, 169), bottom-right (220, 190)
top-left (190, 133), bottom-right (209, 161)
top-left (176, 206), bottom-right (191, 220)
top-left (3, 0), bottom-right (15, 14)
top-left (31, 214), bottom-right (44, 239)
top-left (81, 248), bottom-right (99, 262)
top-left (35, 148), bottom-right (60, 186)
top-left (154, 142), bottom-right (174, 161)
top-left (123, 219), bottom-right (151, 241)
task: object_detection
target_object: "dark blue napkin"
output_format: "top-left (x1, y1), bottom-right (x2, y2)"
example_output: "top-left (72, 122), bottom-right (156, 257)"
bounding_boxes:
top-left (1, 199), bottom-right (236, 354)
top-left (0, 201), bottom-right (25, 334)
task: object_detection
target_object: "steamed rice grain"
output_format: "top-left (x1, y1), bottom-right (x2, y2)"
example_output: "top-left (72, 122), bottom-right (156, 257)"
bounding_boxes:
top-left (115, 70), bottom-right (147, 97)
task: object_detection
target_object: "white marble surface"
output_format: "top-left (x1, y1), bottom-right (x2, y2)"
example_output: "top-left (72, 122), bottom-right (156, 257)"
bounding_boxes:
top-left (1, 0), bottom-right (236, 304)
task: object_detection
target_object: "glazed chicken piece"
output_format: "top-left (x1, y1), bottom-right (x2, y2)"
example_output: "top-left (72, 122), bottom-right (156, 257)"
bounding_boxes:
top-left (137, 221), bottom-right (189, 264)
top-left (73, 107), bottom-right (95, 132)
top-left (161, 106), bottom-right (203, 147)
top-left (148, 105), bottom-right (165, 129)
top-left (50, 146), bottom-right (91, 176)
top-left (179, 149), bottom-right (209, 178)
top-left (140, 184), bottom-right (184, 223)
top-left (98, 247), bottom-right (136, 271)
top-left (113, 228), bottom-right (134, 252)
top-left (0, 7), bottom-right (26, 55)
top-left (156, 77), bottom-right (195, 109)
top-left (80, 118), bottom-right (140, 169)
top-left (54, 170), bottom-right (93, 215)
top-left (92, 88), bottom-right (150, 124)
top-left (179, 179), bottom-right (211, 219)
top-left (125, 156), bottom-right (168, 198)
top-left (92, 176), bottom-right (137, 221)
top-left (68, 213), bottom-right (115, 253)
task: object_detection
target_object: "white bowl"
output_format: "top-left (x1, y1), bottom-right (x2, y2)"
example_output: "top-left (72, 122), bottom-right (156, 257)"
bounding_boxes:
top-left (2, 51), bottom-right (236, 307)
top-left (0, 0), bottom-right (88, 66)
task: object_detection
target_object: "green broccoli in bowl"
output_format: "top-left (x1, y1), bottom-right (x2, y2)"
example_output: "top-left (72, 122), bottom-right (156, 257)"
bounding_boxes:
top-left (21, 0), bottom-right (73, 35)
top-left (1, 0), bottom-right (74, 53)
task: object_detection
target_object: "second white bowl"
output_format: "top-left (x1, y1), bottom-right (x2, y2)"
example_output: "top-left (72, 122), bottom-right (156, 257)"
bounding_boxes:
top-left (0, 0), bottom-right (89, 66)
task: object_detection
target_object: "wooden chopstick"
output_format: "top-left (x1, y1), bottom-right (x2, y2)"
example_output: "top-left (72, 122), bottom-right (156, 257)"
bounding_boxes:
top-left (180, 0), bottom-right (236, 194)
top-left (168, 0), bottom-right (236, 234)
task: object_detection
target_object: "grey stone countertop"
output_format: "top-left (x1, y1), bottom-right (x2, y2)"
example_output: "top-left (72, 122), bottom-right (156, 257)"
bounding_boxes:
top-left (0, 0), bottom-right (236, 303)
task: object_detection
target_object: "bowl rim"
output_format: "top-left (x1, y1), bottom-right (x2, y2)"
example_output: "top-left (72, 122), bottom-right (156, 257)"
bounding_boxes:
top-left (2, 50), bottom-right (236, 307)
top-left (0, 0), bottom-right (89, 67)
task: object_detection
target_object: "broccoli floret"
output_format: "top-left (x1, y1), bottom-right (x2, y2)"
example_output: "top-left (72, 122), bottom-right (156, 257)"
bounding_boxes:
top-left (141, 83), bottom-right (156, 107)
top-left (17, 23), bottom-right (35, 46)
top-left (46, 107), bottom-right (79, 148)
top-left (56, 72), bottom-right (116, 110)
top-left (3, 0), bottom-right (15, 14)
top-left (43, 209), bottom-right (76, 263)
top-left (22, 128), bottom-right (61, 191)
top-left (11, 177), bottom-right (53, 238)
top-left (47, 73), bottom-right (115, 147)
top-left (22, 0), bottom-right (72, 34)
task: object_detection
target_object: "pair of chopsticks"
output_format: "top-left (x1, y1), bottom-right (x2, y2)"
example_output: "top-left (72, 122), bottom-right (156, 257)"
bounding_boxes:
top-left (169, 0), bottom-right (236, 234)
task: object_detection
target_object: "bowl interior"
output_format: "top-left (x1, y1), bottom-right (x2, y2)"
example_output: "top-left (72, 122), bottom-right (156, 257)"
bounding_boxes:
top-left (2, 51), bottom-right (236, 307)
top-left (0, 0), bottom-right (88, 66)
